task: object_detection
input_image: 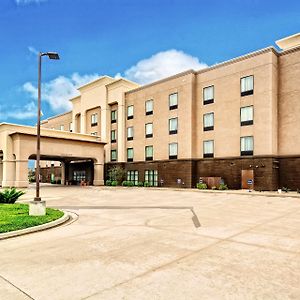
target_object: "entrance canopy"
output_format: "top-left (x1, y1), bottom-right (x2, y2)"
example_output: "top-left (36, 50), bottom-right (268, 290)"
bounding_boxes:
top-left (0, 123), bottom-right (106, 187)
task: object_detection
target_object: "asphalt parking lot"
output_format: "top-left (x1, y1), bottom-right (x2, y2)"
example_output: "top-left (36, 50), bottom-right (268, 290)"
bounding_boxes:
top-left (1, 186), bottom-right (300, 300)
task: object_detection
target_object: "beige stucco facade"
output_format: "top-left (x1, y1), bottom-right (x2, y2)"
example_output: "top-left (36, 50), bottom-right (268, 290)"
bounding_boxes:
top-left (0, 123), bottom-right (105, 187)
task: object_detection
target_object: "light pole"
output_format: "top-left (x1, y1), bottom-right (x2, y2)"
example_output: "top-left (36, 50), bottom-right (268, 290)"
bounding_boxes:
top-left (29, 52), bottom-right (60, 216)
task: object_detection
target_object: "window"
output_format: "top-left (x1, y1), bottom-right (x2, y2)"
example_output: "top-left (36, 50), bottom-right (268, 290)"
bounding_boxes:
top-left (60, 125), bottom-right (64, 131)
top-left (145, 170), bottom-right (158, 187)
top-left (127, 127), bottom-right (134, 141)
top-left (169, 93), bottom-right (178, 110)
top-left (203, 140), bottom-right (214, 158)
top-left (111, 130), bottom-right (116, 143)
top-left (203, 112), bottom-right (214, 131)
top-left (145, 145), bottom-right (153, 161)
top-left (145, 123), bottom-right (153, 138)
top-left (91, 132), bottom-right (97, 136)
top-left (169, 117), bottom-right (178, 135)
top-left (241, 106), bottom-right (254, 126)
top-left (127, 170), bottom-right (139, 185)
top-left (127, 148), bottom-right (134, 162)
top-left (241, 136), bottom-right (254, 156)
top-left (111, 149), bottom-right (117, 161)
top-left (91, 113), bottom-right (98, 126)
top-left (169, 143), bottom-right (178, 159)
top-left (203, 86), bottom-right (214, 105)
top-left (127, 105), bottom-right (134, 120)
top-left (241, 75), bottom-right (254, 96)
top-left (145, 100), bottom-right (153, 115)
top-left (111, 110), bottom-right (117, 123)
top-left (69, 122), bottom-right (73, 132)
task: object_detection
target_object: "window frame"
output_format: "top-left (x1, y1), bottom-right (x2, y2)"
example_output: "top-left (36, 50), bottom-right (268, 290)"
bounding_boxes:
top-left (127, 126), bottom-right (134, 141)
top-left (145, 145), bottom-right (153, 161)
top-left (145, 99), bottom-right (153, 115)
top-left (169, 117), bottom-right (178, 135)
top-left (145, 122), bottom-right (153, 138)
top-left (111, 129), bottom-right (116, 143)
top-left (240, 136), bottom-right (254, 156)
top-left (240, 75), bottom-right (254, 97)
top-left (91, 113), bottom-right (98, 127)
top-left (169, 142), bottom-right (178, 159)
top-left (127, 170), bottom-right (139, 185)
top-left (240, 105), bottom-right (254, 126)
top-left (127, 105), bottom-right (134, 120)
top-left (111, 149), bottom-right (117, 161)
top-left (144, 170), bottom-right (158, 187)
top-left (203, 140), bottom-right (214, 158)
top-left (111, 110), bottom-right (117, 123)
top-left (127, 148), bottom-right (134, 162)
top-left (169, 93), bottom-right (178, 110)
top-left (203, 85), bottom-right (214, 105)
top-left (203, 112), bottom-right (214, 131)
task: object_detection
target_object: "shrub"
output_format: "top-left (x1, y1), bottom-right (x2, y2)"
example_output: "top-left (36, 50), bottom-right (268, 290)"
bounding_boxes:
top-left (106, 180), bottom-right (112, 186)
top-left (111, 181), bottom-right (117, 186)
top-left (0, 188), bottom-right (26, 204)
top-left (122, 181), bottom-right (128, 186)
top-left (137, 182), bottom-right (144, 187)
top-left (218, 183), bottom-right (229, 190)
top-left (282, 187), bottom-right (290, 193)
top-left (56, 179), bottom-right (61, 184)
top-left (107, 166), bottom-right (126, 183)
top-left (196, 183), bottom-right (207, 189)
top-left (144, 182), bottom-right (150, 187)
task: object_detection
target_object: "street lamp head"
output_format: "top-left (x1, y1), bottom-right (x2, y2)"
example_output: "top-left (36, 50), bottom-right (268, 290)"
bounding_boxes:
top-left (46, 52), bottom-right (60, 60)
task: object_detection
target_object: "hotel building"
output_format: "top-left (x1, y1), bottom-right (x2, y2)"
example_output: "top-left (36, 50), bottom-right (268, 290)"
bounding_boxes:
top-left (26, 33), bottom-right (300, 190)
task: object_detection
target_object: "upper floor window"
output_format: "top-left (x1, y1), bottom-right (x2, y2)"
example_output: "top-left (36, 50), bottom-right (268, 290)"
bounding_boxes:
top-left (145, 100), bottom-right (153, 115)
top-left (169, 117), bottom-right (178, 135)
top-left (111, 149), bottom-right (117, 161)
top-left (169, 93), bottom-right (178, 110)
top-left (203, 112), bottom-right (214, 131)
top-left (203, 86), bottom-right (214, 105)
top-left (69, 122), bottom-right (73, 132)
top-left (169, 143), bottom-right (178, 159)
top-left (241, 136), bottom-right (254, 156)
top-left (111, 130), bottom-right (116, 143)
top-left (60, 125), bottom-right (64, 131)
top-left (111, 110), bottom-right (117, 123)
top-left (241, 106), bottom-right (254, 126)
top-left (91, 113), bottom-right (98, 126)
top-left (127, 148), bottom-right (134, 162)
top-left (127, 105), bottom-right (134, 120)
top-left (145, 145), bottom-right (153, 161)
top-left (241, 75), bottom-right (254, 96)
top-left (203, 140), bottom-right (214, 158)
top-left (127, 127), bottom-right (134, 141)
top-left (145, 123), bottom-right (153, 138)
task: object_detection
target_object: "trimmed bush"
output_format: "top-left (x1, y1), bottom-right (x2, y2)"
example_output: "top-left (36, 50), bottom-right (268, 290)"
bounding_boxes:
top-left (111, 181), bottom-right (117, 186)
top-left (144, 182), bottom-right (150, 187)
top-left (218, 183), bottom-right (229, 190)
top-left (137, 182), bottom-right (144, 187)
top-left (196, 183), bottom-right (208, 189)
top-left (106, 180), bottom-right (112, 186)
top-left (0, 188), bottom-right (26, 204)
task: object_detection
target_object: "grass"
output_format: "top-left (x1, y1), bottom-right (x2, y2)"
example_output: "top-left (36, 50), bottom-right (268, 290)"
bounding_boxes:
top-left (0, 204), bottom-right (64, 233)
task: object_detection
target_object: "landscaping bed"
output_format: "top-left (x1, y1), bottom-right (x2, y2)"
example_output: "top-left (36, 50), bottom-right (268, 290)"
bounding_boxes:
top-left (0, 204), bottom-right (64, 233)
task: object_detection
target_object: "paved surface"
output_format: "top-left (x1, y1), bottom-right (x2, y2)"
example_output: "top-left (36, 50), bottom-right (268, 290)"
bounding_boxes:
top-left (1, 186), bottom-right (300, 300)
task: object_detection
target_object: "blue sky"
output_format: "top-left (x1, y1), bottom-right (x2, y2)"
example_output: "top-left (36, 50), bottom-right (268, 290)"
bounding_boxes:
top-left (0, 0), bottom-right (299, 125)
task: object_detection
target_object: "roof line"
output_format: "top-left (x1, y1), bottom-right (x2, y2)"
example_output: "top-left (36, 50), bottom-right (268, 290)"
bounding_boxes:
top-left (41, 110), bottom-right (72, 123)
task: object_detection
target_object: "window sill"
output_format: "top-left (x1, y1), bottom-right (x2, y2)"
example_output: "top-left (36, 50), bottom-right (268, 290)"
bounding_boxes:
top-left (111, 120), bottom-right (117, 124)
top-left (127, 158), bottom-right (133, 162)
top-left (146, 157), bottom-right (153, 161)
top-left (91, 123), bottom-right (98, 127)
top-left (127, 137), bottom-right (133, 141)
top-left (204, 126), bottom-right (214, 131)
top-left (146, 111), bottom-right (153, 116)
top-left (127, 116), bottom-right (134, 120)
top-left (169, 155), bottom-right (178, 159)
top-left (169, 105), bottom-right (178, 110)
top-left (169, 130), bottom-right (178, 135)
top-left (241, 120), bottom-right (253, 126)
top-left (203, 153), bottom-right (214, 158)
top-left (146, 134), bottom-right (153, 138)
top-left (111, 140), bottom-right (117, 143)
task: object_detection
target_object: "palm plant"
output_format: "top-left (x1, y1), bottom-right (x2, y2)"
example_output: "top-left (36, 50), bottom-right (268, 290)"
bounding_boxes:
top-left (0, 188), bottom-right (26, 204)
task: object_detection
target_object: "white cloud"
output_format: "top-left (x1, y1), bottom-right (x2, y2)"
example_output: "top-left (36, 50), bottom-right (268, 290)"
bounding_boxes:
top-left (120, 49), bottom-right (207, 84)
top-left (23, 73), bottom-right (100, 113)
top-left (28, 46), bottom-right (39, 55)
top-left (0, 101), bottom-right (37, 121)
top-left (15, 0), bottom-right (47, 5)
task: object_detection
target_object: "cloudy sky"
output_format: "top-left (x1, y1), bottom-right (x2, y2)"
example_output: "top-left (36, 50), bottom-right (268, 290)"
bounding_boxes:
top-left (0, 0), bottom-right (299, 125)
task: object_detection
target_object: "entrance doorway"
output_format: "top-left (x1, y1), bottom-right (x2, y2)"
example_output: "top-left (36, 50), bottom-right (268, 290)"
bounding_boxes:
top-left (241, 170), bottom-right (254, 189)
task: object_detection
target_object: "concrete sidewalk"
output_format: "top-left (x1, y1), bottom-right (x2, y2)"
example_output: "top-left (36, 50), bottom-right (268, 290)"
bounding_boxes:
top-left (1, 186), bottom-right (300, 299)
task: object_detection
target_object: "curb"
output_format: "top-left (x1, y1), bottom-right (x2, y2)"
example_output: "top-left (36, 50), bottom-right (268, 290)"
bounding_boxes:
top-left (0, 211), bottom-right (70, 240)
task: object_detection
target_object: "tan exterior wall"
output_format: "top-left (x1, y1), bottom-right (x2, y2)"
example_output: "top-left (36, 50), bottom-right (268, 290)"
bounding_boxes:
top-left (278, 48), bottom-right (300, 155)
top-left (41, 111), bottom-right (72, 131)
top-left (86, 107), bottom-right (101, 135)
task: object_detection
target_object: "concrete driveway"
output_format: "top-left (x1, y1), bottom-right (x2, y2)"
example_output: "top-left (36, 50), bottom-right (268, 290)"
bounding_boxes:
top-left (1, 186), bottom-right (300, 300)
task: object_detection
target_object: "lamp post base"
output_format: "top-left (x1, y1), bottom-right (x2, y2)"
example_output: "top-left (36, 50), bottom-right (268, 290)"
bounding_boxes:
top-left (29, 200), bottom-right (46, 216)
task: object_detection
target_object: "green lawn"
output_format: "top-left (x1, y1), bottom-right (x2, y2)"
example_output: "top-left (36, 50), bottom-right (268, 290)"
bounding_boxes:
top-left (0, 204), bottom-right (64, 233)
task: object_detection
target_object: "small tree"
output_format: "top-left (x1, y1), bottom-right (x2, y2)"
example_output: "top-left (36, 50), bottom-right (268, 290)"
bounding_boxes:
top-left (107, 166), bottom-right (126, 184)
